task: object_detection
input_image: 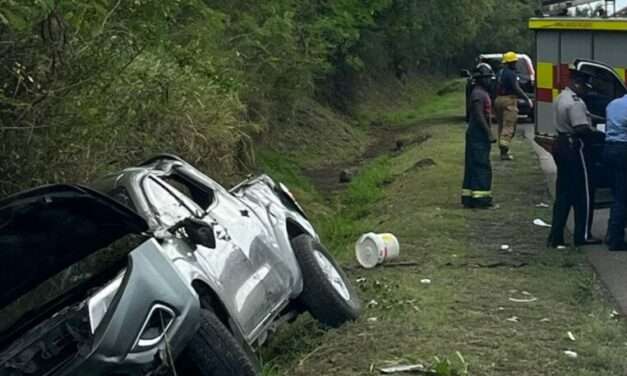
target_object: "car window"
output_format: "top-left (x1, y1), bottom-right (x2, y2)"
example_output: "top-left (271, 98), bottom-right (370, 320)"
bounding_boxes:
top-left (580, 64), bottom-right (626, 98)
top-left (579, 64), bottom-right (627, 118)
top-left (162, 173), bottom-right (215, 209)
top-left (144, 178), bottom-right (193, 228)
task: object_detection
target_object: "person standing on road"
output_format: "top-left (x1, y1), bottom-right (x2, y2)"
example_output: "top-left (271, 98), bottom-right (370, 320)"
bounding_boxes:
top-left (494, 51), bottom-right (533, 161)
top-left (603, 93), bottom-right (627, 251)
top-left (547, 67), bottom-right (602, 248)
top-left (462, 65), bottom-right (497, 209)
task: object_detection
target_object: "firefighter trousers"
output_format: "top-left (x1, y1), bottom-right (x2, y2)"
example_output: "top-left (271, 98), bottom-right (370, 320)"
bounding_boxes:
top-left (494, 95), bottom-right (518, 152)
top-left (548, 135), bottom-right (595, 245)
top-left (462, 136), bottom-right (492, 207)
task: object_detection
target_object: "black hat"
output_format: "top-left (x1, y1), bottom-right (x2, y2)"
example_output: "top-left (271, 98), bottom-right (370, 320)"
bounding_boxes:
top-left (472, 63), bottom-right (495, 79)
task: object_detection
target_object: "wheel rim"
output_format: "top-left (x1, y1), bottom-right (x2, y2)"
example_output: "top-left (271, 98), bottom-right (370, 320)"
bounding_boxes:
top-left (313, 250), bottom-right (351, 301)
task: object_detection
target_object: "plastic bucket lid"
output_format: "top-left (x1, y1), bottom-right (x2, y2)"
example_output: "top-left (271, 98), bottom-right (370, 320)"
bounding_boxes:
top-left (355, 233), bottom-right (385, 269)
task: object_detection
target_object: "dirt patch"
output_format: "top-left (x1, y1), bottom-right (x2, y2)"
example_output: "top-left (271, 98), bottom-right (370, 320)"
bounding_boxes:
top-left (303, 125), bottom-right (431, 193)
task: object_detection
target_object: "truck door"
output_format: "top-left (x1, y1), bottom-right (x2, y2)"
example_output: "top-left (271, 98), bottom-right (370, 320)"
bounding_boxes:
top-left (142, 176), bottom-right (273, 337)
top-left (577, 60), bottom-right (627, 124)
top-left (576, 61), bottom-right (627, 203)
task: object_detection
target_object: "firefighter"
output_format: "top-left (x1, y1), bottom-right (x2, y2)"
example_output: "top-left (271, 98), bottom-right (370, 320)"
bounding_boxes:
top-left (462, 64), bottom-right (497, 209)
top-left (547, 66), bottom-right (602, 248)
top-left (494, 51), bottom-right (533, 160)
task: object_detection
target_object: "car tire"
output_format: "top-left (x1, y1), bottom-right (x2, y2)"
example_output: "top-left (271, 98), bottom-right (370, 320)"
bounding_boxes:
top-left (291, 234), bottom-right (362, 327)
top-left (178, 309), bottom-right (258, 376)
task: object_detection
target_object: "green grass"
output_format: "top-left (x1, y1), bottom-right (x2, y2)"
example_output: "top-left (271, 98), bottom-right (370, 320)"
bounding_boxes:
top-left (258, 83), bottom-right (627, 375)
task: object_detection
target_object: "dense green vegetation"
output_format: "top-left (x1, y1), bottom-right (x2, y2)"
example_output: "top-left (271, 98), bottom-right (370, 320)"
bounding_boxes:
top-left (0, 0), bottom-right (536, 194)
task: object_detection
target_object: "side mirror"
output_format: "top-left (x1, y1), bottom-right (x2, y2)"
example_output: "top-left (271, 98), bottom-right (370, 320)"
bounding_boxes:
top-left (460, 69), bottom-right (471, 78)
top-left (181, 218), bottom-right (216, 249)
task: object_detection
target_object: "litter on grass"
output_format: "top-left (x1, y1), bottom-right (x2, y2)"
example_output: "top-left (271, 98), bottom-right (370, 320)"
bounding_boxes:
top-left (355, 232), bottom-right (400, 269)
top-left (506, 316), bottom-right (519, 323)
top-left (500, 244), bottom-right (511, 251)
top-left (536, 202), bottom-right (550, 208)
top-left (509, 297), bottom-right (538, 303)
top-left (567, 331), bottom-right (576, 341)
top-left (420, 279), bottom-right (432, 285)
top-left (379, 364), bottom-right (429, 374)
top-left (563, 350), bottom-right (578, 359)
top-left (533, 218), bottom-right (552, 227)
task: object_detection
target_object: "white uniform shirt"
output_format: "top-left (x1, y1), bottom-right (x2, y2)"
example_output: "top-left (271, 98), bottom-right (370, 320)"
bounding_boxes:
top-left (554, 87), bottom-right (591, 134)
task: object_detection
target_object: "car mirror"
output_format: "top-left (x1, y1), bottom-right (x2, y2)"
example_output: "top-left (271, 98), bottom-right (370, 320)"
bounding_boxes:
top-left (460, 69), bottom-right (471, 78)
top-left (180, 218), bottom-right (216, 249)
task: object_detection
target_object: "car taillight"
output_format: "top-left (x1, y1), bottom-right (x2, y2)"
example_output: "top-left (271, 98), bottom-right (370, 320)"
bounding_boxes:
top-left (87, 272), bottom-right (125, 334)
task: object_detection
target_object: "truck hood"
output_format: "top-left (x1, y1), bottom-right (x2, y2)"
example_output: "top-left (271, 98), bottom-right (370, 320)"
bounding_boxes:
top-left (0, 184), bottom-right (148, 309)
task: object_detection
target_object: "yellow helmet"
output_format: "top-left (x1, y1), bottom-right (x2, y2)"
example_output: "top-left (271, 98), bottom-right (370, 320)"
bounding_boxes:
top-left (502, 51), bottom-right (518, 63)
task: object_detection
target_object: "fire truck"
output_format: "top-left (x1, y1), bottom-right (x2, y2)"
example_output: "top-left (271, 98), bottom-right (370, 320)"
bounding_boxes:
top-left (529, 16), bottom-right (627, 204)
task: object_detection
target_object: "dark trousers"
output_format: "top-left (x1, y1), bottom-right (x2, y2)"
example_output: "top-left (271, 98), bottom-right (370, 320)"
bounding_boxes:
top-left (603, 142), bottom-right (627, 247)
top-left (462, 135), bottom-right (492, 207)
top-left (548, 135), bottom-right (595, 245)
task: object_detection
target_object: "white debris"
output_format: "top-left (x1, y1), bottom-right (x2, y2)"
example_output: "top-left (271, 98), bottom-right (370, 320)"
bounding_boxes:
top-left (500, 244), bottom-right (511, 251)
top-left (367, 317), bottom-right (378, 323)
top-left (567, 331), bottom-right (576, 341)
top-left (540, 318), bottom-right (551, 322)
top-left (509, 297), bottom-right (538, 303)
top-left (533, 218), bottom-right (552, 227)
top-left (355, 277), bottom-right (367, 283)
top-left (610, 310), bottom-right (620, 319)
top-left (536, 202), bottom-right (550, 208)
top-left (379, 364), bottom-right (428, 374)
top-left (506, 316), bottom-right (519, 323)
top-left (420, 279), bottom-right (432, 285)
top-left (367, 299), bottom-right (379, 308)
top-left (563, 350), bottom-right (578, 359)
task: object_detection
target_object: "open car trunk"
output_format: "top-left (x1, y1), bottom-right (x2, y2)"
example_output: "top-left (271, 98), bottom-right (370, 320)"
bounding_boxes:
top-left (0, 184), bottom-right (148, 346)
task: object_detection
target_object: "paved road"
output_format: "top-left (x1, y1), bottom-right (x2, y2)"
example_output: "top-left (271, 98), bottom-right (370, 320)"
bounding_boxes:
top-left (523, 124), bottom-right (627, 315)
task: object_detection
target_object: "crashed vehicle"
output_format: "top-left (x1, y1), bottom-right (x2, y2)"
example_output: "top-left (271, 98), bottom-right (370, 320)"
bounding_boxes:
top-left (0, 155), bottom-right (362, 376)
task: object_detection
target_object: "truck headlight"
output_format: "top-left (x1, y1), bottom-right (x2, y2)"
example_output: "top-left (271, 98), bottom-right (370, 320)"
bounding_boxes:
top-left (87, 272), bottom-right (125, 333)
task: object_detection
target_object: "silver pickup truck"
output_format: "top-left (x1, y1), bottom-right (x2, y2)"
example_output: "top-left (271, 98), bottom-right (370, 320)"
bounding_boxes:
top-left (0, 154), bottom-right (361, 376)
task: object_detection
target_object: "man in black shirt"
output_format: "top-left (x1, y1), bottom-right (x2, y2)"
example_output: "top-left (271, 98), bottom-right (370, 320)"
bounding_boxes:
top-left (462, 65), bottom-right (497, 208)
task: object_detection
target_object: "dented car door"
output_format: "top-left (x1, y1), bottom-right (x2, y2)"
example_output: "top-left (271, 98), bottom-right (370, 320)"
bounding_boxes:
top-left (142, 176), bottom-right (273, 337)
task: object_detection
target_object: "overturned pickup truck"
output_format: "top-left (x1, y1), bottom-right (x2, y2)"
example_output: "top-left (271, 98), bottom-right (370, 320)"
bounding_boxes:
top-left (0, 155), bottom-right (361, 376)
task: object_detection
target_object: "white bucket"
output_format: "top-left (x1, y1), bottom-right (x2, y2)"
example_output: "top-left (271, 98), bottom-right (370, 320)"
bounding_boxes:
top-left (355, 232), bottom-right (400, 269)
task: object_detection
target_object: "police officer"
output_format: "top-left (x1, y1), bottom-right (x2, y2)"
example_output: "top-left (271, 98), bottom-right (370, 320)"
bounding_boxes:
top-left (494, 52), bottom-right (533, 161)
top-left (462, 64), bottom-right (497, 208)
top-left (547, 66), bottom-right (602, 248)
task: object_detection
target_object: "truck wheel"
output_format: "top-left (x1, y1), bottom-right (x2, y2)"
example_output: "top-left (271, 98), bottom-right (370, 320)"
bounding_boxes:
top-left (179, 310), bottom-right (258, 376)
top-left (291, 234), bottom-right (362, 327)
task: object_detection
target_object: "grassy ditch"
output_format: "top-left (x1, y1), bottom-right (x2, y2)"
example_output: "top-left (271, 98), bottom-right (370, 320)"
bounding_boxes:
top-left (257, 83), bottom-right (627, 375)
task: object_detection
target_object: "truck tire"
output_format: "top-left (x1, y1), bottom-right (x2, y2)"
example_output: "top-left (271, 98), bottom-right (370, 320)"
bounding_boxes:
top-left (291, 234), bottom-right (362, 327)
top-left (179, 309), bottom-right (258, 376)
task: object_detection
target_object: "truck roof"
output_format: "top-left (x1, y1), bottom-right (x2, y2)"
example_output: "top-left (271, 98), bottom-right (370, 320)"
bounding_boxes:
top-left (529, 17), bottom-right (627, 31)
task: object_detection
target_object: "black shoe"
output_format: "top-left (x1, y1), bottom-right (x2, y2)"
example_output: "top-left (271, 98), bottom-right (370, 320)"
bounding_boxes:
top-left (608, 242), bottom-right (627, 251)
top-left (574, 237), bottom-right (602, 246)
